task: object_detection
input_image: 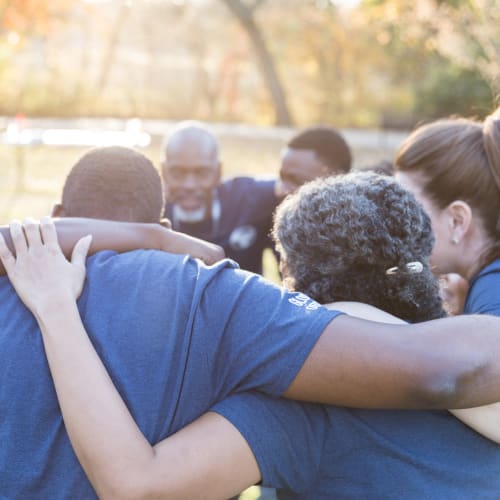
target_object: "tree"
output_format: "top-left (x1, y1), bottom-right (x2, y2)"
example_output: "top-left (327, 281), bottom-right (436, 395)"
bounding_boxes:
top-left (220, 0), bottom-right (292, 125)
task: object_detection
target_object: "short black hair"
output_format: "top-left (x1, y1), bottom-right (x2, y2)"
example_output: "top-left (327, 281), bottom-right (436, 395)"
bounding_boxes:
top-left (62, 146), bottom-right (164, 223)
top-left (287, 126), bottom-right (352, 173)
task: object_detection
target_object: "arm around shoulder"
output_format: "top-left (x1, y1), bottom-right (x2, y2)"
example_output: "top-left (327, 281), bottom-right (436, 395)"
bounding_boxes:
top-left (285, 314), bottom-right (500, 410)
top-left (0, 218), bottom-right (224, 274)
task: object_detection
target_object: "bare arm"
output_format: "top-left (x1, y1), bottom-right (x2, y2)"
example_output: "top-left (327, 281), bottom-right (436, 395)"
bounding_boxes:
top-left (285, 313), bottom-right (500, 410)
top-left (327, 302), bottom-right (500, 443)
top-left (0, 218), bottom-right (224, 272)
top-left (0, 219), bottom-right (258, 499)
top-left (325, 301), bottom-right (408, 322)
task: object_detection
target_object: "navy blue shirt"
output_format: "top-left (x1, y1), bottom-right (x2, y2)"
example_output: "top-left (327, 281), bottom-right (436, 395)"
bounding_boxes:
top-left (213, 392), bottom-right (500, 499)
top-left (0, 250), bottom-right (340, 499)
top-left (211, 262), bottom-right (500, 497)
top-left (165, 177), bottom-right (278, 274)
top-left (464, 258), bottom-right (500, 315)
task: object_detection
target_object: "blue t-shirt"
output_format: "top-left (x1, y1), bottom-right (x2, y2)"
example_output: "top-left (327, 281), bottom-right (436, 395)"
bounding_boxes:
top-left (212, 392), bottom-right (500, 499)
top-left (0, 250), bottom-right (340, 499)
top-left (165, 176), bottom-right (278, 274)
top-left (464, 258), bottom-right (500, 315)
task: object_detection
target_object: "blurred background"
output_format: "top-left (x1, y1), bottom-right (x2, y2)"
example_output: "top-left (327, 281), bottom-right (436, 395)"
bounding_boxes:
top-left (0, 0), bottom-right (499, 217)
top-left (0, 0), bottom-right (498, 125)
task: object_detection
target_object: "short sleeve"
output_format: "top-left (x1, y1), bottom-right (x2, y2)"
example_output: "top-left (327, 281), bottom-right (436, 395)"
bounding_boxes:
top-left (211, 391), bottom-right (327, 493)
top-left (192, 264), bottom-right (344, 398)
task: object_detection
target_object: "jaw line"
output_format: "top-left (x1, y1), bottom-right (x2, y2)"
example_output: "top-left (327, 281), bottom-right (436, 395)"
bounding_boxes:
top-left (173, 204), bottom-right (207, 223)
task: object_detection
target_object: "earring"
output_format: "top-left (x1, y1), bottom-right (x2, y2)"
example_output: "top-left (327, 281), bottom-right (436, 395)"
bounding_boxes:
top-left (451, 237), bottom-right (459, 245)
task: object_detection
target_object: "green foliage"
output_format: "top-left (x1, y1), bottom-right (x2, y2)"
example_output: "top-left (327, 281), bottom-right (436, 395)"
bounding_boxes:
top-left (0, 0), bottom-right (497, 126)
top-left (413, 60), bottom-right (493, 120)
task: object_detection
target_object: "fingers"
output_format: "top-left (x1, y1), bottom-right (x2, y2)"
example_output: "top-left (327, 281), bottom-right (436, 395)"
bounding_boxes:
top-left (0, 233), bottom-right (15, 274)
top-left (9, 220), bottom-right (28, 255)
top-left (23, 217), bottom-right (43, 247)
top-left (7, 218), bottom-right (58, 258)
top-left (39, 216), bottom-right (59, 249)
top-left (71, 235), bottom-right (92, 268)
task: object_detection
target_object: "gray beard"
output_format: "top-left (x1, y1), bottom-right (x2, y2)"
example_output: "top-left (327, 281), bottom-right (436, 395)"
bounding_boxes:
top-left (173, 204), bottom-right (207, 223)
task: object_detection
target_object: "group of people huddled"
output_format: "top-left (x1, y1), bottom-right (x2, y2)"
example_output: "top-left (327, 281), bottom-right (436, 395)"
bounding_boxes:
top-left (1, 106), bottom-right (500, 499)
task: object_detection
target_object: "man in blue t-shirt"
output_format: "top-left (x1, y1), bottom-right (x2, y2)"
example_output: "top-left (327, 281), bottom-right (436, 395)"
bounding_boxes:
top-left (162, 121), bottom-right (281, 274)
top-left (0, 251), bottom-right (341, 499)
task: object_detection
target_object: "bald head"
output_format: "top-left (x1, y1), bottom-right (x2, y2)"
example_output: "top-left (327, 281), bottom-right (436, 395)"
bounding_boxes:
top-left (165, 122), bottom-right (219, 165)
top-left (162, 122), bottom-right (221, 217)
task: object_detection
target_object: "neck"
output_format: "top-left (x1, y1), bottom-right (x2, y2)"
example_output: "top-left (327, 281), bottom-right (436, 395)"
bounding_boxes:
top-left (459, 227), bottom-right (493, 280)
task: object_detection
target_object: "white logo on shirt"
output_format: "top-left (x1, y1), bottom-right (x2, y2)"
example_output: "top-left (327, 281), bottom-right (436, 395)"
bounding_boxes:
top-left (288, 293), bottom-right (320, 310)
top-left (229, 225), bottom-right (258, 251)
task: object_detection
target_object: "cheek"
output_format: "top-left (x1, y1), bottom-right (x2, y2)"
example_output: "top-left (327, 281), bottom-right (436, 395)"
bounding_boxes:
top-left (428, 218), bottom-right (452, 272)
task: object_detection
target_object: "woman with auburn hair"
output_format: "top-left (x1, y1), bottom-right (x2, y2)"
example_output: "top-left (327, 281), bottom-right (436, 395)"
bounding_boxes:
top-left (395, 107), bottom-right (500, 316)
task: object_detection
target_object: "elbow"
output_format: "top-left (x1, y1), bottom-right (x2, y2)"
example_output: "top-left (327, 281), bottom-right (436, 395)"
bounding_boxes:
top-left (95, 469), bottom-right (183, 500)
top-left (97, 484), bottom-right (151, 500)
top-left (412, 357), bottom-right (491, 409)
top-left (93, 471), bottom-right (158, 500)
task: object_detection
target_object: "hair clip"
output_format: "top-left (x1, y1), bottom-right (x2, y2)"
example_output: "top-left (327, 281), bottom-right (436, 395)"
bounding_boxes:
top-left (385, 261), bottom-right (424, 275)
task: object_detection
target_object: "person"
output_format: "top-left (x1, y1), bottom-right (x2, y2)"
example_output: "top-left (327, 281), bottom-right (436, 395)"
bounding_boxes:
top-left (278, 125), bottom-right (352, 196)
top-left (439, 272), bottom-right (469, 316)
top-left (52, 146), bottom-right (165, 223)
top-left (395, 107), bottom-right (500, 316)
top-left (212, 173), bottom-right (500, 499)
top-left (162, 121), bottom-right (281, 274)
top-left (4, 176), bottom-right (500, 498)
top-left (30, 145), bottom-right (224, 267)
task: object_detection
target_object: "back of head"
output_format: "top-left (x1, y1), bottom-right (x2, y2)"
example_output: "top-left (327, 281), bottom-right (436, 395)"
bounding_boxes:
top-left (287, 125), bottom-right (352, 173)
top-left (61, 146), bottom-right (164, 223)
top-left (273, 172), bottom-right (445, 322)
top-left (395, 109), bottom-right (500, 260)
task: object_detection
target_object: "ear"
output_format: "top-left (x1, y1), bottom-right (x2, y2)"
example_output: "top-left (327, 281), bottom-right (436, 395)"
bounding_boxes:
top-left (51, 203), bottom-right (65, 218)
top-left (446, 200), bottom-right (472, 243)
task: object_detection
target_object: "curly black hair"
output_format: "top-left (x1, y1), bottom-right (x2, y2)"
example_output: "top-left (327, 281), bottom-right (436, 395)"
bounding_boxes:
top-left (273, 172), bottom-right (445, 322)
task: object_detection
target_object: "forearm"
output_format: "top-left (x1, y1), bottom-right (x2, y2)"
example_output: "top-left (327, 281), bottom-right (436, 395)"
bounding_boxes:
top-left (36, 298), bottom-right (156, 499)
top-left (0, 218), bottom-right (223, 273)
top-left (286, 314), bottom-right (500, 410)
top-left (0, 219), bottom-right (164, 265)
top-left (35, 298), bottom-right (258, 499)
top-left (324, 305), bottom-right (500, 429)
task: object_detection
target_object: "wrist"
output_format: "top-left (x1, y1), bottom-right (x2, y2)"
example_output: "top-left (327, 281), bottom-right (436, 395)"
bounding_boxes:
top-left (146, 223), bottom-right (169, 251)
top-left (34, 293), bottom-right (80, 327)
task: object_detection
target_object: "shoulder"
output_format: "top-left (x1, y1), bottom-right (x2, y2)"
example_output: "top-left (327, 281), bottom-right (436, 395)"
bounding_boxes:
top-left (465, 259), bottom-right (500, 315)
top-left (220, 176), bottom-right (276, 194)
top-left (86, 250), bottom-right (238, 294)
